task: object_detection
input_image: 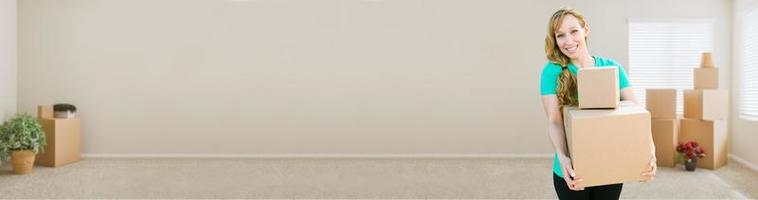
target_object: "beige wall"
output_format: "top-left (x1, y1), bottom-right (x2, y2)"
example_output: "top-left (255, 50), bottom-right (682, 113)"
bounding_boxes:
top-left (0, 0), bottom-right (15, 122)
top-left (731, 0), bottom-right (758, 168)
top-left (17, 0), bottom-right (734, 156)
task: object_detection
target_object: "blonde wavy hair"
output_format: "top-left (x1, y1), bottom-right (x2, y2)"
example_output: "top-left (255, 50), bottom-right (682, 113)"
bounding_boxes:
top-left (544, 7), bottom-right (588, 107)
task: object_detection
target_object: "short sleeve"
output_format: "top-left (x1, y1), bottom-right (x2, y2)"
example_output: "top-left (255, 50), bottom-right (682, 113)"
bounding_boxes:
top-left (618, 65), bottom-right (631, 89)
top-left (597, 56), bottom-right (632, 89)
top-left (603, 58), bottom-right (631, 89)
top-left (540, 63), bottom-right (561, 95)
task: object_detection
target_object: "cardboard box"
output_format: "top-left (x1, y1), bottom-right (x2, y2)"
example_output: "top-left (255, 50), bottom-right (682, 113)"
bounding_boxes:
top-left (578, 67), bottom-right (620, 109)
top-left (683, 90), bottom-right (728, 120)
top-left (646, 89), bottom-right (677, 119)
top-left (652, 119), bottom-right (678, 167)
top-left (701, 52), bottom-right (714, 68)
top-left (563, 101), bottom-right (653, 187)
top-left (694, 68), bottom-right (719, 89)
top-left (35, 117), bottom-right (81, 167)
top-left (679, 118), bottom-right (727, 170)
top-left (38, 105), bottom-right (53, 119)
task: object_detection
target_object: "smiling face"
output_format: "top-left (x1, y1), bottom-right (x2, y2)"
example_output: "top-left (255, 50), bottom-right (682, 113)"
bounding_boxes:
top-left (554, 15), bottom-right (589, 60)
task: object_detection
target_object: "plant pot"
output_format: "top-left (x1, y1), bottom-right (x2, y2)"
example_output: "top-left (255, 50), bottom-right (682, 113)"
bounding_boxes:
top-left (11, 150), bottom-right (36, 174)
top-left (54, 111), bottom-right (75, 118)
top-left (685, 159), bottom-right (698, 171)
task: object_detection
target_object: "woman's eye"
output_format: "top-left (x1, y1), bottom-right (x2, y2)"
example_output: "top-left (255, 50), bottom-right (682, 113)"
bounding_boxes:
top-left (556, 34), bottom-right (564, 38)
top-left (571, 30), bottom-right (578, 34)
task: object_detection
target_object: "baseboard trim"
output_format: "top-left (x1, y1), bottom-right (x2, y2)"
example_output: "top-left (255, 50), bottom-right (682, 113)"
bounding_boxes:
top-left (729, 154), bottom-right (758, 173)
top-left (81, 153), bottom-right (554, 159)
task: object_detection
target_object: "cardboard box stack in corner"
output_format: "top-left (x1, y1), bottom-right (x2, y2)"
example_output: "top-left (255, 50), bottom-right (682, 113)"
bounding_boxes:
top-left (563, 67), bottom-right (653, 188)
top-left (646, 88), bottom-right (678, 167)
top-left (36, 105), bottom-right (81, 167)
top-left (680, 52), bottom-right (729, 170)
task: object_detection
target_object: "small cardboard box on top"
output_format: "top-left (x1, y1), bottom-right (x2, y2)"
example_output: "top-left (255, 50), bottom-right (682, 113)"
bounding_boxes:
top-left (694, 52), bottom-right (718, 89)
top-left (563, 101), bottom-right (653, 188)
top-left (578, 67), bottom-right (619, 109)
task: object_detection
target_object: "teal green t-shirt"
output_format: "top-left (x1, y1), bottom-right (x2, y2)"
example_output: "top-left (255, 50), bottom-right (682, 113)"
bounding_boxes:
top-left (539, 55), bottom-right (630, 178)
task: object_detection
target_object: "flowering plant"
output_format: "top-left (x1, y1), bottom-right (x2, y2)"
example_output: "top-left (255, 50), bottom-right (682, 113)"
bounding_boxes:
top-left (676, 141), bottom-right (706, 162)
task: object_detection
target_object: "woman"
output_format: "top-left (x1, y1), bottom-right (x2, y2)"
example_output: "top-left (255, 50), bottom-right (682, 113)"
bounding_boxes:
top-left (539, 7), bottom-right (657, 199)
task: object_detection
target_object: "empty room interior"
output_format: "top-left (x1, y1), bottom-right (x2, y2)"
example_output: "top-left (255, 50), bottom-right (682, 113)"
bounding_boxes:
top-left (1, 0), bottom-right (758, 199)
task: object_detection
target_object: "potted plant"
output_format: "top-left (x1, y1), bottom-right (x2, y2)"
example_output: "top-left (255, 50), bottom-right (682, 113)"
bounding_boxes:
top-left (0, 138), bottom-right (7, 167)
top-left (0, 113), bottom-right (47, 174)
top-left (676, 141), bottom-right (706, 171)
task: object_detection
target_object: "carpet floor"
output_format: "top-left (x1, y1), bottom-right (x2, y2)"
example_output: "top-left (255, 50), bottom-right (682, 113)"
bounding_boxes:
top-left (0, 157), bottom-right (756, 199)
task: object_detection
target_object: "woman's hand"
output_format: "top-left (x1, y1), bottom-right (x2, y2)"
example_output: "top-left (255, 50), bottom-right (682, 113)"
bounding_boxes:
top-left (559, 155), bottom-right (584, 191)
top-left (641, 153), bottom-right (657, 182)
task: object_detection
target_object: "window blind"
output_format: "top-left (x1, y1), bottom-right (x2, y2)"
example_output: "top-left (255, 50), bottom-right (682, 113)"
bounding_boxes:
top-left (628, 19), bottom-right (714, 115)
top-left (740, 9), bottom-right (758, 120)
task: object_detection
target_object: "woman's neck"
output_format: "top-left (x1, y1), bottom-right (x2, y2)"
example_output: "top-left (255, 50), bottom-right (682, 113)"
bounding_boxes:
top-left (571, 53), bottom-right (594, 68)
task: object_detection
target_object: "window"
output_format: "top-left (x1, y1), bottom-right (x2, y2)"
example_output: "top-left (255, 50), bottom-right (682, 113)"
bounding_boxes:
top-left (739, 8), bottom-right (758, 120)
top-left (628, 19), bottom-right (714, 114)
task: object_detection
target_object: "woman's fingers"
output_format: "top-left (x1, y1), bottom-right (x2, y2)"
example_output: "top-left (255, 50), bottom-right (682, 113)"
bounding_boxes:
top-left (641, 160), bottom-right (657, 182)
top-left (651, 161), bottom-right (657, 174)
top-left (641, 173), bottom-right (655, 182)
top-left (562, 176), bottom-right (575, 189)
top-left (563, 167), bottom-right (584, 190)
top-left (565, 165), bottom-right (577, 178)
top-left (563, 176), bottom-right (584, 191)
top-left (559, 157), bottom-right (584, 190)
top-left (562, 171), bottom-right (584, 190)
top-left (573, 179), bottom-right (585, 190)
top-left (649, 155), bottom-right (657, 173)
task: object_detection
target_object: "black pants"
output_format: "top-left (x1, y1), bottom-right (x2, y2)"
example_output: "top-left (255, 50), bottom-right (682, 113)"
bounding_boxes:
top-left (553, 173), bottom-right (623, 200)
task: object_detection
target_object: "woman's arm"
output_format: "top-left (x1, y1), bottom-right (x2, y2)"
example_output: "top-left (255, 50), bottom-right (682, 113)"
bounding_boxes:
top-left (541, 95), bottom-right (584, 190)
top-left (621, 88), bottom-right (639, 105)
top-left (541, 95), bottom-right (570, 161)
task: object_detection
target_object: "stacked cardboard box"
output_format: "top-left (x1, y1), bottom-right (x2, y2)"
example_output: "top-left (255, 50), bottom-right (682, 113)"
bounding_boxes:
top-left (563, 67), bottom-right (653, 188)
top-left (578, 67), bottom-right (620, 109)
top-left (680, 52), bottom-right (729, 170)
top-left (35, 105), bottom-right (81, 167)
top-left (646, 89), bottom-right (678, 167)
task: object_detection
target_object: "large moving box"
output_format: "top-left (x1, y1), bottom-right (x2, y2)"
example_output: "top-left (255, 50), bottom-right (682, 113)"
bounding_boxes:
top-left (563, 102), bottom-right (653, 187)
top-left (652, 119), bottom-right (678, 167)
top-left (646, 89), bottom-right (677, 119)
top-left (35, 105), bottom-right (81, 167)
top-left (578, 67), bottom-right (619, 109)
top-left (679, 119), bottom-right (728, 170)
top-left (683, 90), bottom-right (728, 120)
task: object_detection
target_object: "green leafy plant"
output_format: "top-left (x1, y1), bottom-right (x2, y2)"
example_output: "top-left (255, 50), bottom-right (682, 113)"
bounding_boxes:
top-left (0, 138), bottom-right (7, 162)
top-left (0, 113), bottom-right (47, 155)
